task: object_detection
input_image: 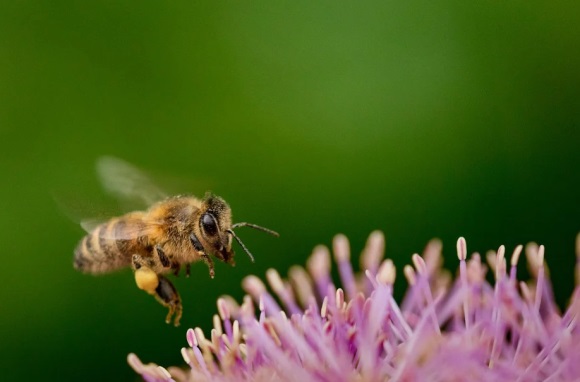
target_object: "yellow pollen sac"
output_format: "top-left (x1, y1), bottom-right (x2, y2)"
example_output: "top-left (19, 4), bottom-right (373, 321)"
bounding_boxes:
top-left (135, 268), bottom-right (159, 294)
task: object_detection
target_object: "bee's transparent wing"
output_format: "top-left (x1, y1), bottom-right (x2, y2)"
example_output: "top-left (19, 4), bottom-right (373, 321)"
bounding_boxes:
top-left (52, 190), bottom-right (116, 232)
top-left (96, 156), bottom-right (168, 208)
top-left (56, 156), bottom-right (210, 237)
top-left (81, 215), bottom-right (159, 239)
top-left (79, 217), bottom-right (105, 233)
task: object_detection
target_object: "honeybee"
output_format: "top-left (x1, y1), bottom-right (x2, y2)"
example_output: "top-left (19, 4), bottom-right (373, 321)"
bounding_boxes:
top-left (73, 157), bottom-right (278, 326)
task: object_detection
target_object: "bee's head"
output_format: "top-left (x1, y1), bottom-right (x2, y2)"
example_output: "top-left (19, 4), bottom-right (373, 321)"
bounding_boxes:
top-left (195, 193), bottom-right (235, 264)
top-left (193, 193), bottom-right (279, 266)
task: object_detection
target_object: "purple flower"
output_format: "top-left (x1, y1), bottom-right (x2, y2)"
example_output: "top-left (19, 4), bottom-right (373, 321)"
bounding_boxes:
top-left (129, 231), bottom-right (580, 381)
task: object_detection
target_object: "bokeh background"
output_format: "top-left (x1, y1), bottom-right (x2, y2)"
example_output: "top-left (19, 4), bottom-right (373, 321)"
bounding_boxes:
top-left (1, 1), bottom-right (579, 381)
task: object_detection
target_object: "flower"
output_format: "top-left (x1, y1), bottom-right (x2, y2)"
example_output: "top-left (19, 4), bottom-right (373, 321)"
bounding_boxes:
top-left (129, 231), bottom-right (580, 382)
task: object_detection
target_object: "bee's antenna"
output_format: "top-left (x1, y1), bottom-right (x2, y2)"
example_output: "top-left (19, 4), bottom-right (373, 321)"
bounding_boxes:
top-left (231, 222), bottom-right (280, 237)
top-left (226, 229), bottom-right (255, 263)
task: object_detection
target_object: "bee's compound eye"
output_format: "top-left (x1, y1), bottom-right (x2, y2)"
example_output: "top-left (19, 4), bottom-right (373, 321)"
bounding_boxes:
top-left (201, 213), bottom-right (218, 236)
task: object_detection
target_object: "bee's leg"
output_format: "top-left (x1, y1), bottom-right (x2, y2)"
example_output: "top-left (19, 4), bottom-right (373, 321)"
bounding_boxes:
top-left (185, 263), bottom-right (191, 278)
top-left (154, 275), bottom-right (182, 327)
top-left (134, 268), bottom-right (158, 294)
top-left (132, 255), bottom-right (182, 326)
top-left (201, 254), bottom-right (215, 278)
top-left (190, 232), bottom-right (213, 278)
top-left (155, 246), bottom-right (171, 268)
top-left (132, 254), bottom-right (151, 269)
top-left (172, 263), bottom-right (181, 276)
top-left (132, 255), bottom-right (159, 295)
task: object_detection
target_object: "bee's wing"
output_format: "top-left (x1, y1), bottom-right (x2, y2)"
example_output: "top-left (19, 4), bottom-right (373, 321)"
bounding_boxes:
top-left (52, 191), bottom-right (117, 232)
top-left (82, 214), bottom-right (160, 240)
top-left (57, 156), bottom-right (209, 237)
top-left (79, 218), bottom-right (105, 233)
top-left (96, 156), bottom-right (168, 209)
top-left (54, 156), bottom-right (165, 236)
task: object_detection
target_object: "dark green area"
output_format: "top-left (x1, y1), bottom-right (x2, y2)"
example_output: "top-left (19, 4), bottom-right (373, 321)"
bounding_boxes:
top-left (1, 1), bottom-right (579, 381)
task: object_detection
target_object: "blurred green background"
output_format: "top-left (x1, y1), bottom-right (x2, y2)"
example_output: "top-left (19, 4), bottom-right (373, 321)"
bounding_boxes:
top-left (1, 1), bottom-right (579, 381)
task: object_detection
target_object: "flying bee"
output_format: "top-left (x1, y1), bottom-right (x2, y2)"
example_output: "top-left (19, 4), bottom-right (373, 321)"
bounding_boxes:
top-left (72, 157), bottom-right (278, 326)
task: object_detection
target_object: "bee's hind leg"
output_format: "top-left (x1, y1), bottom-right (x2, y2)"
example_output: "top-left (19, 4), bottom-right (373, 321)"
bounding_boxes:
top-left (132, 255), bottom-right (159, 294)
top-left (132, 255), bottom-right (182, 326)
top-left (154, 275), bottom-right (182, 327)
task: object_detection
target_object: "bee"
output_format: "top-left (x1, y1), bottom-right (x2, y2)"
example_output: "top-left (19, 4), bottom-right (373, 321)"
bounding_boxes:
top-left (72, 157), bottom-right (278, 326)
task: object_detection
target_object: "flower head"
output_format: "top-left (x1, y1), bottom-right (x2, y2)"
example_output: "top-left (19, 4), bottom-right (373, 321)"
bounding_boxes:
top-left (129, 232), bottom-right (580, 381)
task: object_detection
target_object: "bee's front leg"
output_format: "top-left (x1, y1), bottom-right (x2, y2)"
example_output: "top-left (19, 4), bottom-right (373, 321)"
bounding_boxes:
top-left (201, 254), bottom-right (215, 279)
top-left (190, 233), bottom-right (214, 278)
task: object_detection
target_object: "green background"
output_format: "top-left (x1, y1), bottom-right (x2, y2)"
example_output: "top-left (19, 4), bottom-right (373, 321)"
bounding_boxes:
top-left (1, 1), bottom-right (579, 381)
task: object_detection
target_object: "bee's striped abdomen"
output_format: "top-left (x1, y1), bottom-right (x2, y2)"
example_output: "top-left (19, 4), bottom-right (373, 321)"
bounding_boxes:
top-left (73, 218), bottom-right (134, 274)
